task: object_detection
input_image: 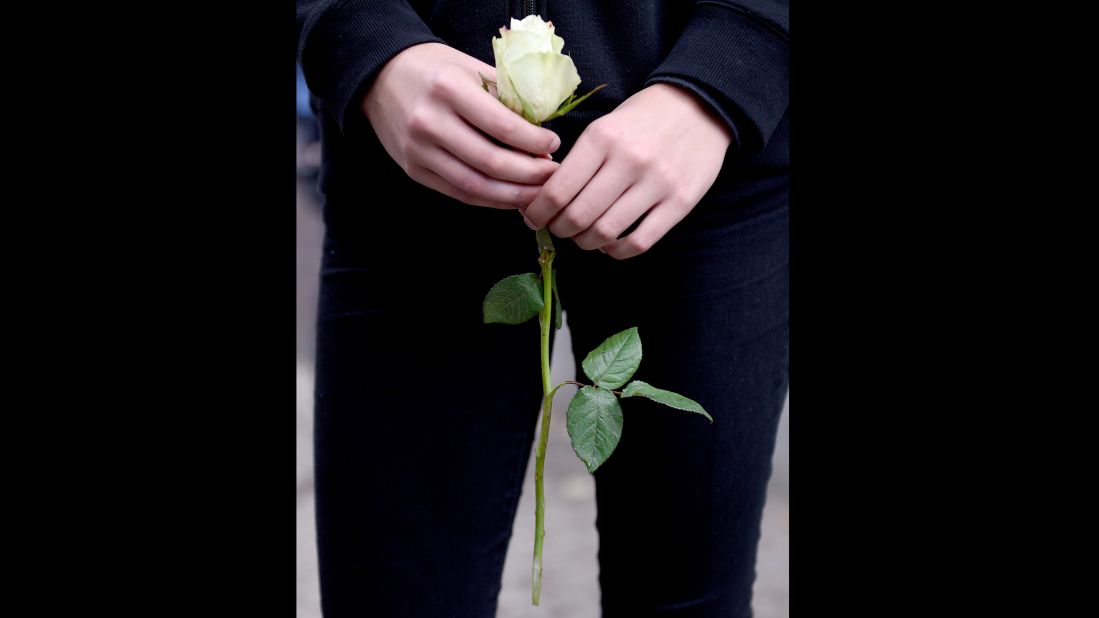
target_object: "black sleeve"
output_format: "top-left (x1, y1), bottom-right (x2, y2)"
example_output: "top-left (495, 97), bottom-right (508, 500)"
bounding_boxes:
top-left (297, 0), bottom-right (445, 133)
top-left (644, 1), bottom-right (789, 154)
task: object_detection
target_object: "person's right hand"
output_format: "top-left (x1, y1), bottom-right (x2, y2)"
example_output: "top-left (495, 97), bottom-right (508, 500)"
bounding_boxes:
top-left (362, 42), bottom-right (562, 210)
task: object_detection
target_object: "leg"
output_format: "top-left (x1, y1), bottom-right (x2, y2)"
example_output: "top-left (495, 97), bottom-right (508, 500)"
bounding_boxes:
top-left (312, 210), bottom-right (554, 617)
top-left (557, 193), bottom-right (789, 617)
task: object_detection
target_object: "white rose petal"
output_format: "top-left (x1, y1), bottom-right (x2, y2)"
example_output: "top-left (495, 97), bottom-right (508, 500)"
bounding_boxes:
top-left (492, 15), bottom-right (581, 124)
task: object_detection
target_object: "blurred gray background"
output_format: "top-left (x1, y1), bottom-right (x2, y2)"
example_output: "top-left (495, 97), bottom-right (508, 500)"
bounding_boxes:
top-left (295, 119), bottom-right (788, 617)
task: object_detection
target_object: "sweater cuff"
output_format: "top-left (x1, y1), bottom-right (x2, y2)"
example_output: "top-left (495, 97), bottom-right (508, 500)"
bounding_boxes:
top-left (644, 3), bottom-right (789, 153)
top-left (299, 0), bottom-right (444, 134)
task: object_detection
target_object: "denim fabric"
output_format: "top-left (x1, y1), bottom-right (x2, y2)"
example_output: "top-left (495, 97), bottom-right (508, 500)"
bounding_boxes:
top-left (312, 180), bottom-right (788, 617)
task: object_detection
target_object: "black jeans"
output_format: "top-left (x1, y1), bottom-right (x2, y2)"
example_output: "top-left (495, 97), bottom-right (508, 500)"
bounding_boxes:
top-left (313, 177), bottom-right (788, 617)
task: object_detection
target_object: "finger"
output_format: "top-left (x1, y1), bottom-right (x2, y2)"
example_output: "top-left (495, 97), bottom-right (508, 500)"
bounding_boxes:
top-left (546, 159), bottom-right (635, 238)
top-left (602, 201), bottom-right (690, 259)
top-left (523, 137), bottom-right (606, 228)
top-left (435, 114), bottom-right (559, 184)
top-left (408, 164), bottom-right (475, 204)
top-left (462, 58), bottom-right (496, 83)
top-left (419, 146), bottom-right (542, 209)
top-left (447, 84), bottom-right (561, 155)
top-left (410, 165), bottom-right (534, 211)
top-left (570, 184), bottom-right (660, 251)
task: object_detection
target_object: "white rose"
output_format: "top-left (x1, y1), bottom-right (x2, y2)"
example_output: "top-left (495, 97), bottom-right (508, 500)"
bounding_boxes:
top-left (492, 15), bottom-right (582, 124)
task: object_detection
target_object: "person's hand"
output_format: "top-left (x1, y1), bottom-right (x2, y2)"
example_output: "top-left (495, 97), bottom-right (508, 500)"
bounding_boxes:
top-left (362, 42), bottom-right (562, 210)
top-left (521, 83), bottom-right (733, 259)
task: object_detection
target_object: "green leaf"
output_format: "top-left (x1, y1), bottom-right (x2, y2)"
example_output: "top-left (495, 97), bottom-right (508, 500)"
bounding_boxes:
top-left (552, 270), bottom-right (562, 331)
top-left (482, 273), bottom-right (544, 324)
top-left (621, 380), bottom-right (713, 423)
top-left (478, 72), bottom-right (496, 94)
top-left (545, 83), bottom-right (607, 121)
top-left (554, 93), bottom-right (577, 112)
top-left (566, 386), bottom-right (624, 473)
top-left (581, 327), bottom-right (642, 389)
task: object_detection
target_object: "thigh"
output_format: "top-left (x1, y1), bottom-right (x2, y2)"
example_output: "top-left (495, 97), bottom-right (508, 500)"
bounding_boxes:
top-left (557, 194), bottom-right (789, 617)
top-left (312, 210), bottom-right (552, 617)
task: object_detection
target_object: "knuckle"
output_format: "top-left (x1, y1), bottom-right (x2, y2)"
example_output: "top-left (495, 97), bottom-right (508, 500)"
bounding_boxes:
top-left (426, 67), bottom-right (457, 98)
top-left (621, 146), bottom-right (652, 170)
top-left (548, 219), bottom-right (571, 238)
top-left (510, 187), bottom-right (531, 207)
top-left (573, 235), bottom-right (598, 251)
top-left (560, 210), bottom-right (586, 231)
top-left (479, 151), bottom-right (503, 176)
top-left (542, 184), bottom-right (568, 211)
top-left (592, 220), bottom-right (617, 242)
top-left (456, 173), bottom-right (482, 197)
top-left (670, 190), bottom-right (695, 210)
top-left (624, 235), bottom-right (652, 255)
top-left (650, 161), bottom-right (676, 188)
top-left (588, 119), bottom-right (617, 146)
top-left (406, 107), bottom-right (434, 138)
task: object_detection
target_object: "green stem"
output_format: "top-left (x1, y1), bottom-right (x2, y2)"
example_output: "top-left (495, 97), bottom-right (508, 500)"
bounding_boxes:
top-left (532, 243), bottom-right (555, 606)
top-left (549, 380), bottom-right (621, 398)
top-left (536, 227), bottom-right (555, 253)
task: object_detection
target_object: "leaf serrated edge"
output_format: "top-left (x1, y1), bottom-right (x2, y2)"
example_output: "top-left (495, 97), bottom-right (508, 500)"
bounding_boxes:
top-left (482, 273), bottom-right (544, 324)
top-left (583, 326), bottom-right (642, 389)
top-left (621, 380), bottom-right (713, 423)
top-left (566, 386), bottom-right (623, 474)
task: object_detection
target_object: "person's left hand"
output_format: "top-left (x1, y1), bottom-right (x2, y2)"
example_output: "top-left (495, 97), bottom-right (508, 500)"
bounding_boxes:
top-left (521, 83), bottom-right (733, 259)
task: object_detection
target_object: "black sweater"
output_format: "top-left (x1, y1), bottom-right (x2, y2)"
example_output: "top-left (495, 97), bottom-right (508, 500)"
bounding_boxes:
top-left (296, 0), bottom-right (789, 234)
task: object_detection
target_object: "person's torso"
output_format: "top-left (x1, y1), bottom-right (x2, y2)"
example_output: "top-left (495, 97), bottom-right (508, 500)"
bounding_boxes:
top-left (315, 0), bottom-right (789, 238)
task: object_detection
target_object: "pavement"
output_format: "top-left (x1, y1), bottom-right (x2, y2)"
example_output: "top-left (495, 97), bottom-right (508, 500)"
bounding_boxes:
top-left (295, 155), bottom-right (788, 617)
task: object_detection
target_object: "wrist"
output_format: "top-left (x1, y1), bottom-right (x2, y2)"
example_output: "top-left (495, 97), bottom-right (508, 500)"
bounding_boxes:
top-left (361, 42), bottom-right (443, 116)
top-left (645, 82), bottom-right (734, 149)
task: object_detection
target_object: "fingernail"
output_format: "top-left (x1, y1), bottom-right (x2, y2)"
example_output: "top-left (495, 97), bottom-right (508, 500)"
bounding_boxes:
top-left (523, 216), bottom-right (538, 230)
top-left (598, 247), bottom-right (607, 254)
top-left (548, 135), bottom-right (561, 153)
